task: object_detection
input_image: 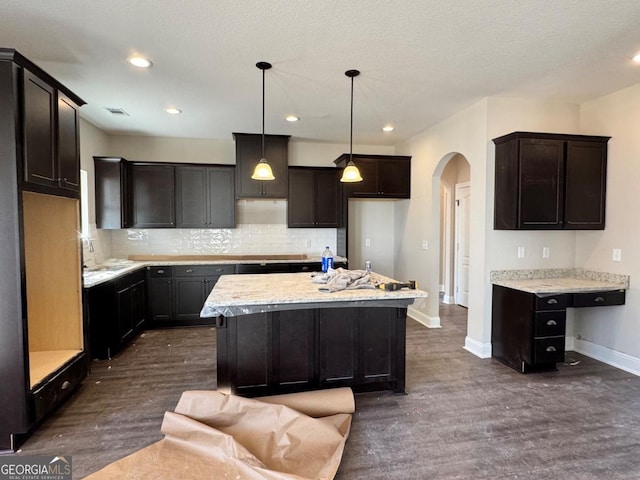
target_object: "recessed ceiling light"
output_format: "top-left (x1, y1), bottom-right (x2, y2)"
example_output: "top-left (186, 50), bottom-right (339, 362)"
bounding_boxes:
top-left (382, 125), bottom-right (394, 132)
top-left (165, 107), bottom-right (182, 115)
top-left (128, 55), bottom-right (153, 68)
top-left (285, 115), bottom-right (300, 122)
top-left (633, 52), bottom-right (640, 63)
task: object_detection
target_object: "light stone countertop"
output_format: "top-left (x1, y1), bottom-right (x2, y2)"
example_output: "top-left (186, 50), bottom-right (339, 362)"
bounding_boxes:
top-left (200, 272), bottom-right (428, 317)
top-left (82, 256), bottom-right (348, 288)
top-left (491, 268), bottom-right (629, 294)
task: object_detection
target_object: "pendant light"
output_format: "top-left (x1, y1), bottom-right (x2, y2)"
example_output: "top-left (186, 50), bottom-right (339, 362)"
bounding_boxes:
top-left (251, 61), bottom-right (275, 181)
top-left (340, 69), bottom-right (363, 183)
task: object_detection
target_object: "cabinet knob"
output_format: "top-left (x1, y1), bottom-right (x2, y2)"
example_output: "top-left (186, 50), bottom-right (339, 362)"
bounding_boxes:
top-left (186, 269), bottom-right (194, 273)
top-left (215, 268), bottom-right (223, 272)
top-left (546, 319), bottom-right (557, 326)
top-left (157, 269), bottom-right (165, 274)
top-left (594, 296), bottom-right (605, 302)
top-left (547, 298), bottom-right (558, 305)
top-left (546, 346), bottom-right (557, 352)
top-left (61, 380), bottom-right (71, 390)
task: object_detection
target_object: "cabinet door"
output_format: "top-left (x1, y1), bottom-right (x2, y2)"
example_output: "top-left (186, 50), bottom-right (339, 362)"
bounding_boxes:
top-left (176, 166), bottom-right (207, 227)
top-left (174, 277), bottom-right (207, 321)
top-left (23, 70), bottom-right (56, 187)
top-left (378, 159), bottom-right (410, 198)
top-left (148, 277), bottom-right (173, 321)
top-left (235, 134), bottom-right (289, 198)
top-left (273, 310), bottom-right (315, 389)
top-left (130, 279), bottom-right (146, 330)
top-left (359, 308), bottom-right (397, 383)
top-left (518, 139), bottom-right (564, 229)
top-left (319, 308), bottom-right (357, 386)
top-left (347, 159), bottom-right (379, 197)
top-left (207, 166), bottom-right (236, 227)
top-left (564, 141), bottom-right (606, 229)
top-left (116, 285), bottom-right (135, 343)
top-left (287, 168), bottom-right (315, 227)
top-left (131, 164), bottom-right (175, 228)
top-left (94, 157), bottom-right (131, 229)
top-left (57, 93), bottom-right (80, 192)
top-left (315, 169), bottom-right (340, 227)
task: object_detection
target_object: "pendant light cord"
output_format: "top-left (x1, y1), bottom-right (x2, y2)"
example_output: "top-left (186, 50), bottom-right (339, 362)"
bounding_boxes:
top-left (350, 74), bottom-right (353, 163)
top-left (261, 66), bottom-right (265, 159)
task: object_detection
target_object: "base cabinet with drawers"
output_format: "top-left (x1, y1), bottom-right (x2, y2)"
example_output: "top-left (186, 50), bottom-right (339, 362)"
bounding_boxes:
top-left (492, 285), bottom-right (626, 373)
top-left (146, 265), bottom-right (235, 327)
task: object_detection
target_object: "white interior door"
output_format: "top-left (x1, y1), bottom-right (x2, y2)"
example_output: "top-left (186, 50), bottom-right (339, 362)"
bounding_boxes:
top-left (454, 182), bottom-right (470, 307)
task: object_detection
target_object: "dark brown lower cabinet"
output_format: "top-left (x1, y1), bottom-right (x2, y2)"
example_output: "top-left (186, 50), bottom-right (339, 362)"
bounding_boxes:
top-left (216, 306), bottom-right (406, 396)
top-left (492, 284), bottom-right (626, 373)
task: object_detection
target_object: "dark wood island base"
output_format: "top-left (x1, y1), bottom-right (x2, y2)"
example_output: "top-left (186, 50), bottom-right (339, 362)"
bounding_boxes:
top-left (216, 306), bottom-right (407, 397)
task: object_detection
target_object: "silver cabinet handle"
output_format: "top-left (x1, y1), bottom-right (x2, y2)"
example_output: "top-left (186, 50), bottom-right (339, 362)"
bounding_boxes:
top-left (547, 298), bottom-right (558, 305)
top-left (157, 269), bottom-right (165, 274)
top-left (546, 320), bottom-right (557, 326)
top-left (546, 346), bottom-right (557, 352)
top-left (61, 380), bottom-right (71, 390)
top-left (186, 269), bottom-right (194, 273)
top-left (595, 296), bottom-right (605, 302)
top-left (215, 268), bottom-right (223, 273)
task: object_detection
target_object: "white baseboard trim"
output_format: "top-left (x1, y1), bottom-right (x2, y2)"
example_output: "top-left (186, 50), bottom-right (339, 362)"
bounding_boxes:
top-left (408, 307), bottom-right (441, 328)
top-left (463, 336), bottom-right (492, 359)
top-left (567, 336), bottom-right (640, 377)
top-left (440, 295), bottom-right (455, 305)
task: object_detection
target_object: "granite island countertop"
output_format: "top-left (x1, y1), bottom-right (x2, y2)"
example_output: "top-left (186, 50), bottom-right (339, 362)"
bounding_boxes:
top-left (491, 268), bottom-right (630, 294)
top-left (200, 271), bottom-right (428, 317)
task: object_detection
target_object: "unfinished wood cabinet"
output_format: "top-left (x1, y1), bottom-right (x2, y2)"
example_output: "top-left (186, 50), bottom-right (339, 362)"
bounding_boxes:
top-left (0, 50), bottom-right (87, 452)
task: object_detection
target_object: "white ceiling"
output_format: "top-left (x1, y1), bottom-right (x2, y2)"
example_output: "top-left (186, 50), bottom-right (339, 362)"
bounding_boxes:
top-left (3, 0), bottom-right (640, 146)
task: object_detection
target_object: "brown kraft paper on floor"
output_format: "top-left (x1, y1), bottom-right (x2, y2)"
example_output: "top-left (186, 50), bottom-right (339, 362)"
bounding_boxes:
top-left (85, 388), bottom-right (354, 480)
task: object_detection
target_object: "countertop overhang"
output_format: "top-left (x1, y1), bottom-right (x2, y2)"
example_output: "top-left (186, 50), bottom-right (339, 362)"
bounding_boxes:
top-left (200, 272), bottom-right (428, 317)
top-left (490, 268), bottom-right (630, 295)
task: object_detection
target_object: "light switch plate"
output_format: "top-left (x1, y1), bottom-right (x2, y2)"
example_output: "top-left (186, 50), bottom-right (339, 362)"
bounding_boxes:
top-left (542, 247), bottom-right (550, 258)
top-left (517, 246), bottom-right (525, 258)
top-left (365, 238), bottom-right (371, 247)
top-left (613, 248), bottom-right (622, 262)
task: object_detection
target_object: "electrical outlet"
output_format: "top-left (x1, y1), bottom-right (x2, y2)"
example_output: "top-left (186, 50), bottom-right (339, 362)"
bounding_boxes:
top-left (304, 239), bottom-right (311, 247)
top-left (612, 248), bottom-right (622, 262)
top-left (517, 246), bottom-right (525, 258)
top-left (542, 247), bottom-right (550, 258)
top-left (365, 238), bottom-right (371, 247)
top-left (421, 240), bottom-right (428, 250)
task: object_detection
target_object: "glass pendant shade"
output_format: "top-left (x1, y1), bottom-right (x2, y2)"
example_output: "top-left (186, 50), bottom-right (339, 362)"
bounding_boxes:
top-left (251, 158), bottom-right (275, 180)
top-left (340, 160), bottom-right (363, 182)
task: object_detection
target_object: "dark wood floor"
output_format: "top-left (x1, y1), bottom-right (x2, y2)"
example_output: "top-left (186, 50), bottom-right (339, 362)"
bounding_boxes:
top-left (13, 303), bottom-right (640, 479)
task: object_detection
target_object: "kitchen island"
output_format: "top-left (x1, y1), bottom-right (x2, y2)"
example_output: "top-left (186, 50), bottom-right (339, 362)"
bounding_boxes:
top-left (201, 272), bottom-right (427, 396)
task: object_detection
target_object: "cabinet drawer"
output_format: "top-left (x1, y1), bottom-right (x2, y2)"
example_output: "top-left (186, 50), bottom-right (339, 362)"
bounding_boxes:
top-left (147, 266), bottom-right (172, 277)
top-left (571, 290), bottom-right (625, 308)
top-left (116, 268), bottom-right (145, 289)
top-left (533, 337), bottom-right (565, 364)
top-left (32, 353), bottom-right (87, 423)
top-left (534, 311), bottom-right (566, 337)
top-left (174, 264), bottom-right (235, 277)
top-left (236, 263), bottom-right (291, 274)
top-left (535, 294), bottom-right (567, 311)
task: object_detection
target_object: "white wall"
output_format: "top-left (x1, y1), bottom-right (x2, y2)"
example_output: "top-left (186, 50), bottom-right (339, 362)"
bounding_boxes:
top-left (573, 82), bottom-right (640, 369)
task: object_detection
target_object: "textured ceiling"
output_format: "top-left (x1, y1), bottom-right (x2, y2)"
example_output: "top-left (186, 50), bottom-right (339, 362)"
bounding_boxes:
top-left (2, 0), bottom-right (640, 145)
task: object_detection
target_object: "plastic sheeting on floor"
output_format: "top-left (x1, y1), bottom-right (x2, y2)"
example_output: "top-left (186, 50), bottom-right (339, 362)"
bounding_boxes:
top-left (85, 388), bottom-right (355, 480)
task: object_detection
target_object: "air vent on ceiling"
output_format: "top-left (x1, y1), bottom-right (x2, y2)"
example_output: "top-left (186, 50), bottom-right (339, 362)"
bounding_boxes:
top-left (105, 107), bottom-right (130, 116)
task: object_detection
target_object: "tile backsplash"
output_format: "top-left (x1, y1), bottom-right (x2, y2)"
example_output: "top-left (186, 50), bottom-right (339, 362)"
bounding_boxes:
top-left (110, 225), bottom-right (337, 258)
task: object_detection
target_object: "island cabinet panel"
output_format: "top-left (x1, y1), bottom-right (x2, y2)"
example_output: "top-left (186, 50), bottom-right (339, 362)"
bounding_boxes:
top-left (492, 132), bottom-right (609, 230)
top-left (233, 133), bottom-right (290, 198)
top-left (216, 306), bottom-right (406, 397)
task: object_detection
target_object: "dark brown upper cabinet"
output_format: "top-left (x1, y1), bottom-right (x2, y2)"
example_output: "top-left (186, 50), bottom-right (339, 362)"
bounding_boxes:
top-left (493, 132), bottom-right (609, 230)
top-left (131, 163), bottom-right (176, 228)
top-left (176, 165), bottom-right (236, 228)
top-left (19, 60), bottom-right (84, 196)
top-left (288, 167), bottom-right (341, 228)
top-left (94, 156), bottom-right (132, 229)
top-left (334, 154), bottom-right (411, 198)
top-left (233, 133), bottom-right (289, 198)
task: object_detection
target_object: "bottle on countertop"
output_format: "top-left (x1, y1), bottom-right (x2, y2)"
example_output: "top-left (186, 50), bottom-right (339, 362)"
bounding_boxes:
top-left (321, 246), bottom-right (334, 273)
